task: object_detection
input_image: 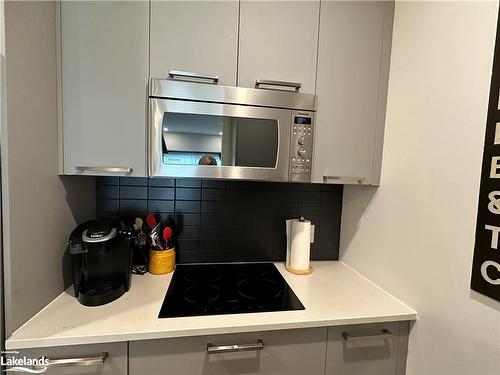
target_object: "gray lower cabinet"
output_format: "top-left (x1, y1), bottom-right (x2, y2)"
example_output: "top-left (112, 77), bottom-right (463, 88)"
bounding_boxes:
top-left (129, 328), bottom-right (327, 375)
top-left (10, 322), bottom-right (410, 375)
top-left (9, 342), bottom-right (127, 375)
top-left (326, 322), bottom-right (409, 375)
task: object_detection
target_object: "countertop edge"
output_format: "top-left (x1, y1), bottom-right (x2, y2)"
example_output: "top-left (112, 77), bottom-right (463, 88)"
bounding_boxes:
top-left (5, 312), bottom-right (417, 350)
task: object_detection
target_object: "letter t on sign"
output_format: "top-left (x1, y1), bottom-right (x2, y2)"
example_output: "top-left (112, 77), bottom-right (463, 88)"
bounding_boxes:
top-left (485, 225), bottom-right (500, 249)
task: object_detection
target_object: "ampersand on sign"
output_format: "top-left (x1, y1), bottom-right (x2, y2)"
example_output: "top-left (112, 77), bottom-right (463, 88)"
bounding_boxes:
top-left (488, 191), bottom-right (500, 214)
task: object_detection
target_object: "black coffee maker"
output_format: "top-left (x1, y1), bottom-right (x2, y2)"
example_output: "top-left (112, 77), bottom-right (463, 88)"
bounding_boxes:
top-left (69, 218), bottom-right (134, 306)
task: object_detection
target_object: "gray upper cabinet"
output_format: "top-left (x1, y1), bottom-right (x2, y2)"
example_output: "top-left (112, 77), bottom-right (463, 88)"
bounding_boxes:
top-left (150, 1), bottom-right (239, 85)
top-left (238, 1), bottom-right (320, 94)
top-left (58, 1), bottom-right (393, 183)
top-left (60, 1), bottom-right (149, 177)
top-left (312, 1), bottom-right (394, 185)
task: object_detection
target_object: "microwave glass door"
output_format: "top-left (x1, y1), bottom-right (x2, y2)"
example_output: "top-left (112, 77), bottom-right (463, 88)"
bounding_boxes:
top-left (150, 99), bottom-right (291, 181)
top-left (163, 113), bottom-right (278, 168)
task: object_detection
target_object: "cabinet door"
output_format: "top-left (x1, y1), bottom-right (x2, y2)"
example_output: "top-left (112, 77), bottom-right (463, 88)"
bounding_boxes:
top-left (61, 1), bottom-right (148, 177)
top-left (326, 322), bottom-right (406, 375)
top-left (9, 342), bottom-right (126, 375)
top-left (238, 1), bottom-right (320, 94)
top-left (312, 1), bottom-right (394, 185)
top-left (129, 328), bottom-right (327, 375)
top-left (150, 1), bottom-right (238, 86)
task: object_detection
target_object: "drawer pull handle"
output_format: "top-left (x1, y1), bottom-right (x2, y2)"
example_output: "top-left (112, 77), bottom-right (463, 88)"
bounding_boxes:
top-left (255, 79), bottom-right (301, 92)
top-left (342, 329), bottom-right (392, 342)
top-left (207, 339), bottom-right (264, 354)
top-left (76, 166), bottom-right (133, 174)
top-left (33, 352), bottom-right (108, 369)
top-left (168, 70), bottom-right (219, 84)
top-left (323, 175), bottom-right (365, 184)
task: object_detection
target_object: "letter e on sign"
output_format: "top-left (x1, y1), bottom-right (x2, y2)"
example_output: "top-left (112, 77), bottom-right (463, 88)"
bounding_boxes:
top-left (490, 157), bottom-right (500, 178)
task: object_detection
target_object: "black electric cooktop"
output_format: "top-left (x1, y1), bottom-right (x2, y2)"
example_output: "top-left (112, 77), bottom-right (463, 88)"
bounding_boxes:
top-left (158, 263), bottom-right (304, 318)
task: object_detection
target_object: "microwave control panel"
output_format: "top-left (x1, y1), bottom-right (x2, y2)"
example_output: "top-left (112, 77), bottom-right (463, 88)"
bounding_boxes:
top-left (289, 110), bottom-right (314, 183)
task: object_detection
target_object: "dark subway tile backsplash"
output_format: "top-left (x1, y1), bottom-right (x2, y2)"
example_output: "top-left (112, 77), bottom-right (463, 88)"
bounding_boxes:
top-left (120, 186), bottom-right (148, 200)
top-left (96, 177), bottom-right (343, 263)
top-left (148, 200), bottom-right (174, 213)
top-left (148, 187), bottom-right (174, 200)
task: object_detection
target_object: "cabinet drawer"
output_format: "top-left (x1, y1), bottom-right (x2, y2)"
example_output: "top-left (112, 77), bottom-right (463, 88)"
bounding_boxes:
top-left (8, 342), bottom-right (127, 375)
top-left (129, 328), bottom-right (327, 375)
top-left (326, 322), bottom-right (408, 375)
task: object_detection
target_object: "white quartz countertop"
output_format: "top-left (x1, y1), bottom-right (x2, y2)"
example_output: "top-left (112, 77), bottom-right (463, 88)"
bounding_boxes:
top-left (6, 261), bottom-right (417, 349)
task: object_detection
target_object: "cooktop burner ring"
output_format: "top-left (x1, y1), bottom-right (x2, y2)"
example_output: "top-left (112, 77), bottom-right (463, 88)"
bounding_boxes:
top-left (183, 284), bottom-right (221, 305)
top-left (183, 265), bottom-right (223, 284)
top-left (236, 264), bottom-right (268, 279)
top-left (236, 278), bottom-right (282, 301)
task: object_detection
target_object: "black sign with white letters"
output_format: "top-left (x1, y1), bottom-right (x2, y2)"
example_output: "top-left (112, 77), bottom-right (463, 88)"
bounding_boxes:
top-left (471, 11), bottom-right (500, 301)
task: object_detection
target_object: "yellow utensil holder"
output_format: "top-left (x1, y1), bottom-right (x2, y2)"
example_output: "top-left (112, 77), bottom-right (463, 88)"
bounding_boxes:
top-left (149, 248), bottom-right (175, 275)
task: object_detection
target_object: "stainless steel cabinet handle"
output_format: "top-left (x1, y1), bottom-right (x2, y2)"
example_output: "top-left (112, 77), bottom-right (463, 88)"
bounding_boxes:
top-left (33, 352), bottom-right (108, 369)
top-left (323, 175), bottom-right (365, 184)
top-left (342, 329), bottom-right (392, 342)
top-left (76, 166), bottom-right (133, 174)
top-left (255, 79), bottom-right (301, 92)
top-left (168, 69), bottom-right (219, 84)
top-left (207, 339), bottom-right (264, 354)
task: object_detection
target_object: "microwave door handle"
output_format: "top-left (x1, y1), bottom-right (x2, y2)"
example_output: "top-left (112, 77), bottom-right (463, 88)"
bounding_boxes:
top-left (255, 79), bottom-right (302, 92)
top-left (168, 70), bottom-right (219, 84)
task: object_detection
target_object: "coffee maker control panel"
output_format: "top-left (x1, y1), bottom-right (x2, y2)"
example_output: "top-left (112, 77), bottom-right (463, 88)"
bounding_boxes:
top-left (290, 111), bottom-right (314, 183)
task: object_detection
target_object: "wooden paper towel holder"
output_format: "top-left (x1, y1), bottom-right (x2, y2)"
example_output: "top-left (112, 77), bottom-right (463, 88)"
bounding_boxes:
top-left (285, 265), bottom-right (313, 275)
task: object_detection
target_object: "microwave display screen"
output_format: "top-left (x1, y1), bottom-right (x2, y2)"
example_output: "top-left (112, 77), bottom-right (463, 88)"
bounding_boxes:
top-left (294, 116), bottom-right (311, 125)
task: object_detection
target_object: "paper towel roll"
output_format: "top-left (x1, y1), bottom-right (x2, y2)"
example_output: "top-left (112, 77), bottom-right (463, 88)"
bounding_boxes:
top-left (286, 218), bottom-right (312, 272)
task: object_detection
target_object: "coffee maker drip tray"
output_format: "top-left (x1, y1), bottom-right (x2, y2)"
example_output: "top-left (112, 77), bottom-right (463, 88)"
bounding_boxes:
top-left (158, 263), bottom-right (304, 318)
top-left (78, 283), bottom-right (125, 306)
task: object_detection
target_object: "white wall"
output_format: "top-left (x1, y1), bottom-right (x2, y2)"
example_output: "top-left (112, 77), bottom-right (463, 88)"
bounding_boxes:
top-left (2, 1), bottom-right (95, 335)
top-left (340, 2), bottom-right (500, 375)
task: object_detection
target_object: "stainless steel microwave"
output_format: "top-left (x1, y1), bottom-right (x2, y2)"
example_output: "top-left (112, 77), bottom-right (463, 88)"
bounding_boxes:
top-left (149, 74), bottom-right (316, 182)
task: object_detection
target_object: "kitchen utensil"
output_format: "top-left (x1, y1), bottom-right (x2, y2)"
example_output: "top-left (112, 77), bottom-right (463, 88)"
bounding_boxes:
top-left (134, 217), bottom-right (147, 247)
top-left (146, 214), bottom-right (157, 229)
top-left (148, 222), bottom-right (162, 250)
top-left (162, 227), bottom-right (172, 241)
top-left (134, 217), bottom-right (143, 231)
top-left (162, 227), bottom-right (173, 249)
